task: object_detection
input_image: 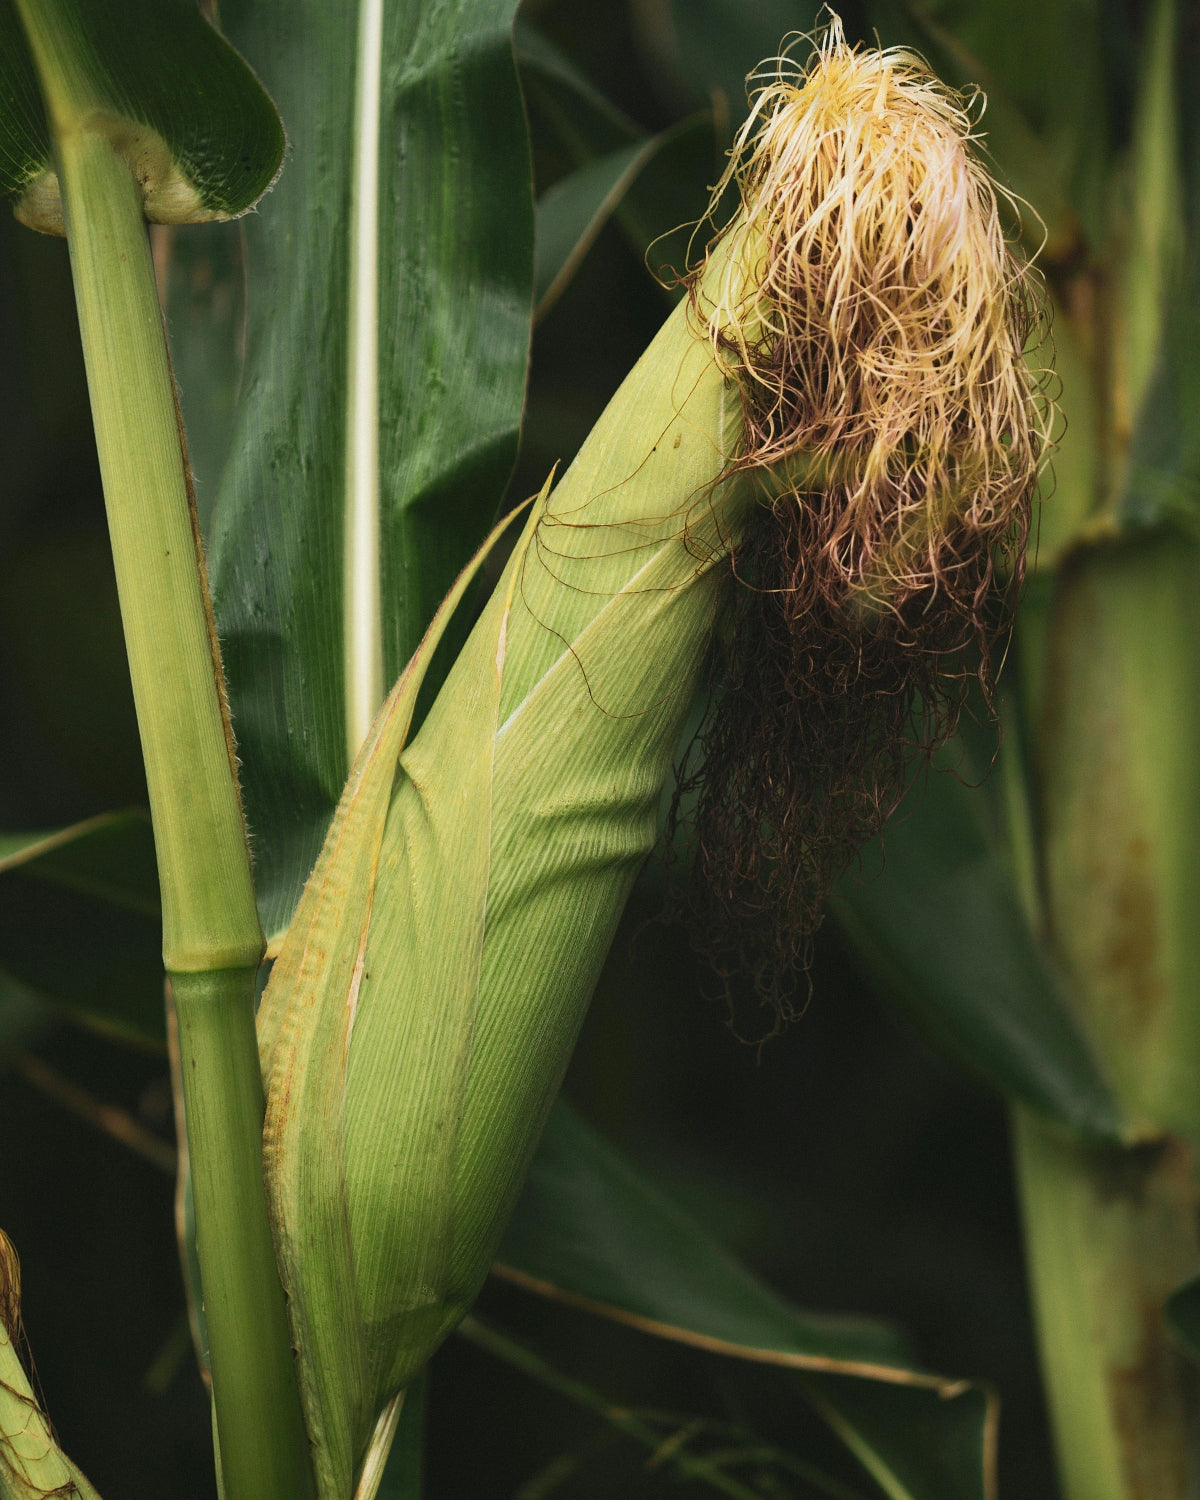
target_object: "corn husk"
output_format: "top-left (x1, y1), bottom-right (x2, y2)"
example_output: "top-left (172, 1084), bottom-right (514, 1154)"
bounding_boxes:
top-left (257, 246), bottom-right (750, 1495)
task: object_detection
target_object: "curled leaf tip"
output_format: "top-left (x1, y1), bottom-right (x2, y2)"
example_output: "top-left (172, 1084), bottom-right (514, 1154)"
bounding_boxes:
top-left (676, 16), bottom-right (1054, 1024)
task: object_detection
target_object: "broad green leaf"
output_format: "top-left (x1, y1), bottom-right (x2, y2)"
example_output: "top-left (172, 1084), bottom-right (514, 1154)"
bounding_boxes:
top-left (0, 812), bottom-right (163, 1045)
top-left (500, 1103), bottom-right (912, 1370)
top-left (499, 1103), bottom-right (997, 1500)
top-left (2, 0), bottom-right (283, 232)
top-left (831, 757), bottom-right (1123, 1140)
top-left (192, 0), bottom-right (535, 940)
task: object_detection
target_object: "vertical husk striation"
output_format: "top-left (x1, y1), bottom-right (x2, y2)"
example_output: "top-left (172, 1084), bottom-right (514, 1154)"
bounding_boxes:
top-left (675, 20), bottom-right (1052, 1022)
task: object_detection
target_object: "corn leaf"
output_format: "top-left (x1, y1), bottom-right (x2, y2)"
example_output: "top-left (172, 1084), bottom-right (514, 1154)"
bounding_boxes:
top-left (534, 120), bottom-right (710, 322)
top-left (0, 974), bottom-right (48, 1053)
top-left (831, 752), bottom-right (1125, 1142)
top-left (666, 0), bottom-right (824, 120)
top-left (0, 0), bottom-right (282, 232)
top-left (0, 813), bottom-right (163, 1045)
top-left (518, 24), bottom-right (718, 290)
top-left (1118, 0), bottom-right (1200, 532)
top-left (182, 0), bottom-right (534, 940)
top-left (801, 1375), bottom-right (993, 1500)
top-left (498, 1102), bottom-right (997, 1500)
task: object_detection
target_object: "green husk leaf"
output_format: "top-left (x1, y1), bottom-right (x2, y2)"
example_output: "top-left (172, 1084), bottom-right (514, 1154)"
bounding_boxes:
top-left (260, 257), bottom-right (750, 1496)
top-left (259, 506), bottom-right (533, 1499)
top-left (3, 0), bottom-right (283, 233)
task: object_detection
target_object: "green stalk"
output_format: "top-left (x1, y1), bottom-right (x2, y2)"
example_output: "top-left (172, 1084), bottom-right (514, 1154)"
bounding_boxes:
top-left (1014, 1109), bottom-right (1199, 1500)
top-left (59, 129), bottom-right (313, 1500)
top-left (13, 7), bottom-right (315, 1491)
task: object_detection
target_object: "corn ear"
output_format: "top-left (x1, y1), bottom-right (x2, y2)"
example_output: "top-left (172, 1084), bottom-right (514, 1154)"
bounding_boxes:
top-left (259, 20), bottom-right (1043, 1493)
top-left (258, 244), bottom-right (750, 1495)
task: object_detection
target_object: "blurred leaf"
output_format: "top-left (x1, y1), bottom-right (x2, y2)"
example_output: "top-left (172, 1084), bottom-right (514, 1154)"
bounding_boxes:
top-left (665, 0), bottom-right (824, 122)
top-left (0, 812), bottom-right (163, 1045)
top-left (460, 1313), bottom-right (875, 1500)
top-left (519, 21), bottom-right (721, 293)
top-left (1165, 1268), bottom-right (1200, 1366)
top-left (500, 1101), bottom-right (911, 1369)
top-left (831, 752), bottom-right (1124, 1140)
top-left (1117, 0), bottom-right (1184, 442)
top-left (499, 1103), bottom-right (997, 1498)
top-left (0, 971), bottom-right (51, 1052)
top-left (802, 1374), bottom-right (993, 1500)
top-left (180, 0), bottom-right (534, 938)
top-left (535, 115), bottom-right (711, 320)
top-left (536, 139), bottom-right (655, 314)
top-left (516, 21), bottom-right (643, 161)
top-left (1118, 0), bottom-right (1200, 533)
top-left (1, 0), bottom-right (283, 230)
top-left (375, 1374), bottom-right (425, 1500)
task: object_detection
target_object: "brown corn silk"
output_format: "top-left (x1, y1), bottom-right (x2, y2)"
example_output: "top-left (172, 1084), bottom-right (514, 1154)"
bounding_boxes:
top-left (676, 19), bottom-right (1051, 1021)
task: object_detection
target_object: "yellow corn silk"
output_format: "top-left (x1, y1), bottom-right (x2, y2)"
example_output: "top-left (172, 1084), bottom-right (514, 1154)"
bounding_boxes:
top-left (256, 21), bottom-right (1045, 1498)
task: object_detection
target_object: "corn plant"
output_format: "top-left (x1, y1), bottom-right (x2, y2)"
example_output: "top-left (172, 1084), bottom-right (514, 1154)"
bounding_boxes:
top-left (0, 2), bottom-right (1195, 1499)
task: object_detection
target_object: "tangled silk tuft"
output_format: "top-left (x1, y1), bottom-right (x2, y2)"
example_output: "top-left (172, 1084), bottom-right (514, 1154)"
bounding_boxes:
top-left (677, 18), bottom-right (1053, 1025)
